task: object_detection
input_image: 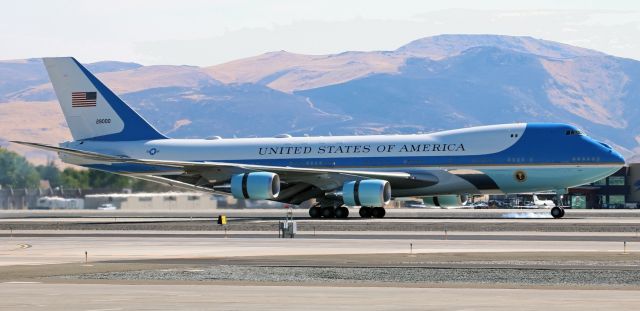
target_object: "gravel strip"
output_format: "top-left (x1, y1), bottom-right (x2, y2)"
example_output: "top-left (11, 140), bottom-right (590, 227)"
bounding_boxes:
top-left (65, 265), bottom-right (640, 287)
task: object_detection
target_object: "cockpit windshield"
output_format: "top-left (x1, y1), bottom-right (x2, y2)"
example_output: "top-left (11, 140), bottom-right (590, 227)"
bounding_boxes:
top-left (564, 129), bottom-right (584, 136)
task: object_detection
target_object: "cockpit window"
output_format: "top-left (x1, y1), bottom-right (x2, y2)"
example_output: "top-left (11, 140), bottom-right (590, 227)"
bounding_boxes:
top-left (565, 129), bottom-right (584, 136)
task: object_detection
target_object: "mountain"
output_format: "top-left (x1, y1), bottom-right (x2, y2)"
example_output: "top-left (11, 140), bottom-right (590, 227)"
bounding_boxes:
top-left (0, 59), bottom-right (50, 102)
top-left (205, 50), bottom-right (404, 93)
top-left (204, 35), bottom-right (605, 93)
top-left (1, 34), bottom-right (639, 166)
top-left (395, 34), bottom-right (604, 59)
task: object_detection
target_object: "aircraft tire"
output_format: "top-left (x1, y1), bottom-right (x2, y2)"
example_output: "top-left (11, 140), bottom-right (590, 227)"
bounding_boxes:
top-left (551, 206), bottom-right (564, 219)
top-left (335, 206), bottom-right (349, 219)
top-left (372, 207), bottom-right (386, 218)
top-left (309, 206), bottom-right (322, 218)
top-left (359, 206), bottom-right (372, 218)
top-left (321, 206), bottom-right (335, 218)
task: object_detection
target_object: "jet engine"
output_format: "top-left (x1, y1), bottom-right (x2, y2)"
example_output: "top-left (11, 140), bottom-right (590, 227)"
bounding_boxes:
top-left (342, 179), bottom-right (391, 207)
top-left (230, 172), bottom-right (280, 200)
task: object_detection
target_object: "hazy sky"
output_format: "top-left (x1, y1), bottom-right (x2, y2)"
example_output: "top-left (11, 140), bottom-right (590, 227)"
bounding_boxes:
top-left (2, 0), bottom-right (639, 65)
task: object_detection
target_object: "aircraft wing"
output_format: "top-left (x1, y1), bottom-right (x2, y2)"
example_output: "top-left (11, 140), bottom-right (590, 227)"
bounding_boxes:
top-left (12, 141), bottom-right (439, 203)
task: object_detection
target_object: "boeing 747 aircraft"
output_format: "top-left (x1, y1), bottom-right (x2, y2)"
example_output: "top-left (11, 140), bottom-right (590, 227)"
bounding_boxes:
top-left (13, 57), bottom-right (626, 219)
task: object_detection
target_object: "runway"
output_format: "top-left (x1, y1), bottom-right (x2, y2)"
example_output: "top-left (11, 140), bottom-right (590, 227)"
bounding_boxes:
top-left (3, 283), bottom-right (639, 311)
top-left (3, 208), bottom-right (640, 233)
top-left (2, 234), bottom-right (640, 266)
top-left (1, 209), bottom-right (640, 310)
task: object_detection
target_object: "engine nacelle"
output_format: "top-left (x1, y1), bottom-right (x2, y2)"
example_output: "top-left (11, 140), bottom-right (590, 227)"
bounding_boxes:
top-left (230, 172), bottom-right (280, 200)
top-left (342, 179), bottom-right (391, 207)
top-left (423, 195), bottom-right (467, 208)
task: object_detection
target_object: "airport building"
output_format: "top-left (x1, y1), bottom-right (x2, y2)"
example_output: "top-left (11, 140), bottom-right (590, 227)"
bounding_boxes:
top-left (566, 163), bottom-right (640, 209)
top-left (84, 192), bottom-right (218, 210)
top-left (485, 163), bottom-right (640, 209)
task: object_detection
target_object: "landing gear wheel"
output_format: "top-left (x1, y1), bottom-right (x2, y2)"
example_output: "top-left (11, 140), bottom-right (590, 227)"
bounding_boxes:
top-left (321, 206), bottom-right (335, 218)
top-left (309, 206), bottom-right (322, 218)
top-left (551, 207), bottom-right (564, 219)
top-left (335, 206), bottom-right (349, 219)
top-left (372, 207), bottom-right (386, 218)
top-left (359, 206), bottom-right (372, 218)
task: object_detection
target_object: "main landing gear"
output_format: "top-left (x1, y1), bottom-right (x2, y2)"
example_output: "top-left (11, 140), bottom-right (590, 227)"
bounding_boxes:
top-left (309, 204), bottom-right (350, 219)
top-left (308, 205), bottom-right (386, 219)
top-left (359, 206), bottom-right (386, 218)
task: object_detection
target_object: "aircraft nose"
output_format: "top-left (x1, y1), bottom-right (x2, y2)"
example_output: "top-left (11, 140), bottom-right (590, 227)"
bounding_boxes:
top-left (596, 140), bottom-right (625, 164)
top-left (610, 148), bottom-right (626, 164)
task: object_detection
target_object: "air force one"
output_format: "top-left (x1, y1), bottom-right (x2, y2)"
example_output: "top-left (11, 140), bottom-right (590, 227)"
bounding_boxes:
top-left (13, 57), bottom-right (625, 219)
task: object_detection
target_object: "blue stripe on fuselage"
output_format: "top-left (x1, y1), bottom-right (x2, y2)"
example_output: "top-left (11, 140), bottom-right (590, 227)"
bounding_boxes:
top-left (195, 123), bottom-right (624, 168)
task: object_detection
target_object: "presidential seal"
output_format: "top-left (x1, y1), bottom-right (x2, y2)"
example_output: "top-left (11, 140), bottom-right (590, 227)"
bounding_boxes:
top-left (514, 170), bottom-right (527, 182)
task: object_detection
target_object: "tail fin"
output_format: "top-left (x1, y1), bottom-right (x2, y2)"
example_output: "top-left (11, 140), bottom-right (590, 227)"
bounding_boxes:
top-left (43, 57), bottom-right (167, 141)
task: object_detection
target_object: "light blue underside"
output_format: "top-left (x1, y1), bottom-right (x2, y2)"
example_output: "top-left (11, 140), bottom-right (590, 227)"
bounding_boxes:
top-left (481, 165), bottom-right (620, 193)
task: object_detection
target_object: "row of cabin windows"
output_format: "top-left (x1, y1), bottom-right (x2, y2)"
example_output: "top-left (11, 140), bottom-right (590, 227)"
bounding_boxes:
top-left (506, 157), bottom-right (530, 163)
top-left (305, 161), bottom-right (326, 166)
top-left (572, 157), bottom-right (600, 162)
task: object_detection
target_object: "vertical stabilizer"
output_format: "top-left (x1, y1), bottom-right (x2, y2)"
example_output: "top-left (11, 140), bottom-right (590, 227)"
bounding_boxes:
top-left (43, 57), bottom-right (167, 141)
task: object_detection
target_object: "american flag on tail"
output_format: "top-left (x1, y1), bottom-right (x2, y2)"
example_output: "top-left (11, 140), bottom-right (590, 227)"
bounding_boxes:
top-left (71, 91), bottom-right (97, 107)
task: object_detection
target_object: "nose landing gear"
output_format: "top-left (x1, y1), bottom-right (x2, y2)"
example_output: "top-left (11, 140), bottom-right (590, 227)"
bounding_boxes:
top-left (551, 206), bottom-right (565, 219)
top-left (551, 189), bottom-right (567, 219)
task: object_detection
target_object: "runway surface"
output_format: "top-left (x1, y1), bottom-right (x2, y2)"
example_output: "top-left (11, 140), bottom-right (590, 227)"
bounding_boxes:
top-left (3, 283), bottom-right (639, 311)
top-left (2, 235), bottom-right (640, 266)
top-left (1, 209), bottom-right (640, 310)
top-left (3, 208), bottom-right (640, 233)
